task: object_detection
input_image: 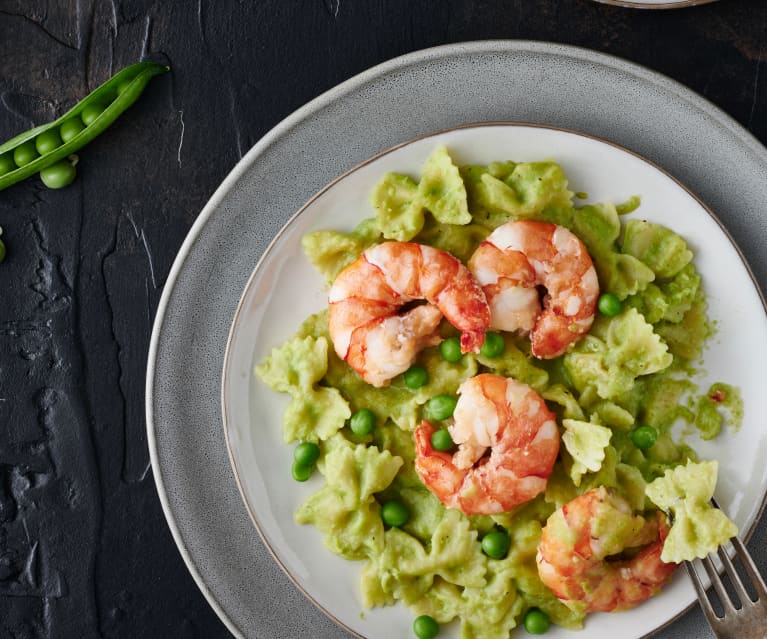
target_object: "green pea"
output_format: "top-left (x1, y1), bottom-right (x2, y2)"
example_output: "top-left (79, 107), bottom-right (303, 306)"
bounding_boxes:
top-left (0, 239), bottom-right (6, 264)
top-left (59, 118), bottom-right (86, 143)
top-left (349, 408), bottom-right (376, 436)
top-left (291, 460), bottom-right (313, 482)
top-left (439, 336), bottom-right (463, 363)
top-left (524, 608), bottom-right (550, 634)
top-left (13, 140), bottom-right (39, 167)
top-left (81, 102), bottom-right (107, 126)
top-left (413, 614), bottom-right (439, 639)
top-left (0, 153), bottom-right (15, 177)
top-left (403, 365), bottom-right (428, 389)
top-left (116, 79), bottom-right (133, 95)
top-left (631, 424), bottom-right (658, 450)
top-left (426, 394), bottom-right (457, 421)
top-left (40, 159), bottom-right (77, 189)
top-left (480, 332), bottom-right (505, 358)
top-left (293, 441), bottom-right (320, 467)
top-left (35, 128), bottom-right (63, 155)
top-left (481, 530), bottom-right (511, 559)
top-left (380, 501), bottom-right (409, 527)
top-left (430, 428), bottom-right (454, 452)
top-left (598, 292), bottom-right (621, 317)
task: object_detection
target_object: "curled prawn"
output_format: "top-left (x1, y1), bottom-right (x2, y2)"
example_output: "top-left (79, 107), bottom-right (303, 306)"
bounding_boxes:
top-left (469, 220), bottom-right (599, 359)
top-left (414, 373), bottom-right (560, 515)
top-left (536, 486), bottom-right (678, 613)
top-left (328, 241), bottom-right (490, 387)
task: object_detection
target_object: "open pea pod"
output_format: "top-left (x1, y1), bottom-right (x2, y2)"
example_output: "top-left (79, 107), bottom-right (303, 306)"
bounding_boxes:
top-left (0, 60), bottom-right (169, 191)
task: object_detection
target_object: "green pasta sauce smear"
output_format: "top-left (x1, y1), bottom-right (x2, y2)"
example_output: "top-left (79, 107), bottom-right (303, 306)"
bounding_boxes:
top-left (256, 146), bottom-right (741, 638)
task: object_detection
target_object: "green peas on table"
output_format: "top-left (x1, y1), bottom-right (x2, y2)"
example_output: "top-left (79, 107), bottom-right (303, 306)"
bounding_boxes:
top-left (481, 529), bottom-right (511, 559)
top-left (349, 408), bottom-right (376, 436)
top-left (597, 292), bottom-right (622, 317)
top-left (293, 441), bottom-right (320, 467)
top-left (524, 608), bottom-right (550, 634)
top-left (480, 332), bottom-right (505, 358)
top-left (426, 394), bottom-right (457, 421)
top-left (0, 228), bottom-right (6, 264)
top-left (439, 336), bottom-right (463, 363)
top-left (59, 118), bottom-right (85, 143)
top-left (40, 157), bottom-right (77, 189)
top-left (0, 61), bottom-right (168, 192)
top-left (403, 365), bottom-right (428, 389)
top-left (413, 614), bottom-right (439, 639)
top-left (430, 428), bottom-right (454, 452)
top-left (380, 500), bottom-right (409, 528)
top-left (631, 424), bottom-right (658, 450)
top-left (13, 140), bottom-right (39, 167)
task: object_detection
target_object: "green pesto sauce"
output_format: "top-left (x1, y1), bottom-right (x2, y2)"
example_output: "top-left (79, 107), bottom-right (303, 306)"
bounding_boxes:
top-left (616, 195), bottom-right (641, 215)
top-left (694, 383), bottom-right (744, 440)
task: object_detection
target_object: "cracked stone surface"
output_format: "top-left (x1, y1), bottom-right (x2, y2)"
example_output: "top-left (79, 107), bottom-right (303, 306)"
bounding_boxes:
top-left (0, 1), bottom-right (765, 638)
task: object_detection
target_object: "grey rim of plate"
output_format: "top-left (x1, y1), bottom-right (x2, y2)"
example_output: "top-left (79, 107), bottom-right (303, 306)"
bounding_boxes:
top-left (146, 40), bottom-right (767, 639)
top-left (591, 0), bottom-right (718, 8)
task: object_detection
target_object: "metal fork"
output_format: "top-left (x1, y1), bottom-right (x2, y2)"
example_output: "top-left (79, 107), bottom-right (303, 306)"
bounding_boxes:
top-left (684, 506), bottom-right (767, 639)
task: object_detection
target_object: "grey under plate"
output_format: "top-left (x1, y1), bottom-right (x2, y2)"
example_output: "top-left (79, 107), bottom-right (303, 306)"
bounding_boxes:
top-left (146, 41), bottom-right (767, 639)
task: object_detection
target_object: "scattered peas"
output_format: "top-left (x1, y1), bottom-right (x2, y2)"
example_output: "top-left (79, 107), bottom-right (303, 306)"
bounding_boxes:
top-left (631, 424), bottom-right (658, 450)
top-left (59, 118), bottom-right (85, 143)
top-left (524, 608), bottom-right (550, 634)
top-left (481, 529), bottom-right (510, 559)
top-left (13, 140), bottom-right (39, 167)
top-left (80, 102), bottom-right (108, 126)
top-left (426, 394), bottom-right (457, 421)
top-left (430, 428), bottom-right (454, 452)
top-left (381, 500), bottom-right (409, 527)
top-left (413, 614), bottom-right (439, 639)
top-left (293, 441), bottom-right (320, 467)
top-left (0, 229), bottom-right (6, 263)
top-left (40, 158), bottom-right (77, 189)
top-left (349, 408), bottom-right (376, 436)
top-left (403, 365), bottom-right (428, 389)
top-left (597, 292), bottom-right (621, 317)
top-left (291, 460), bottom-right (313, 482)
top-left (480, 332), bottom-right (504, 358)
top-left (0, 153), bottom-right (14, 177)
top-left (439, 336), bottom-right (462, 362)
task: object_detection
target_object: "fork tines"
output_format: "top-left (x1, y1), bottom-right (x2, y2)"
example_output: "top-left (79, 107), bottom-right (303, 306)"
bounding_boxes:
top-left (685, 535), bottom-right (767, 639)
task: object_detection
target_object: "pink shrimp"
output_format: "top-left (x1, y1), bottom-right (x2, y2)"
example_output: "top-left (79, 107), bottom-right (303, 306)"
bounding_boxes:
top-left (469, 220), bottom-right (599, 359)
top-left (328, 242), bottom-right (490, 387)
top-left (536, 486), bottom-right (678, 613)
top-left (414, 373), bottom-right (560, 515)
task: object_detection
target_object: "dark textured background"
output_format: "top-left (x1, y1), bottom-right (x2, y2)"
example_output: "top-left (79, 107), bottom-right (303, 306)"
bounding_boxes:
top-left (0, 1), bottom-right (765, 638)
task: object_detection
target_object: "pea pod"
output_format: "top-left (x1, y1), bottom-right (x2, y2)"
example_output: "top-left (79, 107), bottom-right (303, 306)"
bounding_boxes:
top-left (0, 61), bottom-right (169, 191)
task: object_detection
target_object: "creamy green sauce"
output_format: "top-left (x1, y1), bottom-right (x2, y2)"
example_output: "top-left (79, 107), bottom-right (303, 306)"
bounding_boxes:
top-left (256, 147), bottom-right (741, 639)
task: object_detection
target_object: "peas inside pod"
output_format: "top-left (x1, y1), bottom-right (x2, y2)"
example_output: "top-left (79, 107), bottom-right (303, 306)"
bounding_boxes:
top-left (0, 60), bottom-right (169, 192)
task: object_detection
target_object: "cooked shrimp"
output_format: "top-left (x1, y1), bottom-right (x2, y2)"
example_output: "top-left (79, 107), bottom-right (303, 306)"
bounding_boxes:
top-left (469, 220), bottom-right (599, 359)
top-left (536, 486), bottom-right (678, 613)
top-left (414, 373), bottom-right (559, 515)
top-left (328, 242), bottom-right (490, 387)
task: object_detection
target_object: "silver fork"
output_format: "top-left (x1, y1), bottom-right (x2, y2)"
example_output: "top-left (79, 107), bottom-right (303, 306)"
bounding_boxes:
top-left (684, 505), bottom-right (767, 639)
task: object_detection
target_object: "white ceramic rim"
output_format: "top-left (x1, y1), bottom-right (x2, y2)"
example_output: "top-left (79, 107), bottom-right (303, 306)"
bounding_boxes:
top-left (145, 40), bottom-right (767, 639)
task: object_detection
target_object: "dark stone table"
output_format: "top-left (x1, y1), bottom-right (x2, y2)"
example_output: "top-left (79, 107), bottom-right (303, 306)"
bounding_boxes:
top-left (0, 1), bottom-right (765, 637)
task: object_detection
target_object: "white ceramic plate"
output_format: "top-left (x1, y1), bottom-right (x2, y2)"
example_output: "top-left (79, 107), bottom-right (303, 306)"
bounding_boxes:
top-left (221, 123), bottom-right (767, 639)
top-left (591, 0), bottom-right (718, 8)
